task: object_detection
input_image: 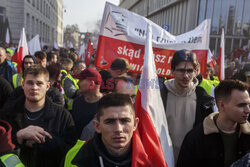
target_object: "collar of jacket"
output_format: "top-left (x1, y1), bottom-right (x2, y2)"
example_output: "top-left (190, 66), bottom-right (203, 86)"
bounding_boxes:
top-left (203, 112), bottom-right (250, 135)
top-left (14, 96), bottom-right (57, 122)
top-left (72, 133), bottom-right (132, 166)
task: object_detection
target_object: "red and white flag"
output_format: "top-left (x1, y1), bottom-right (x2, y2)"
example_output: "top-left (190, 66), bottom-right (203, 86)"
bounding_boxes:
top-left (12, 28), bottom-right (29, 73)
top-left (85, 39), bottom-right (94, 67)
top-left (207, 49), bottom-right (216, 68)
top-left (217, 29), bottom-right (225, 80)
top-left (132, 24), bottom-right (174, 167)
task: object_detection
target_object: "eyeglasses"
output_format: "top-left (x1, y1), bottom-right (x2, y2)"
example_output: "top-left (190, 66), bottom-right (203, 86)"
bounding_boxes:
top-left (175, 68), bottom-right (195, 74)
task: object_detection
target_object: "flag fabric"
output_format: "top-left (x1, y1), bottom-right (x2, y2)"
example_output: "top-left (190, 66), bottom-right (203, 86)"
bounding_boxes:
top-left (132, 24), bottom-right (174, 167)
top-left (12, 28), bottom-right (29, 73)
top-left (54, 41), bottom-right (59, 50)
top-left (69, 42), bottom-right (74, 48)
top-left (218, 29), bottom-right (225, 80)
top-left (5, 28), bottom-right (10, 44)
top-left (207, 49), bottom-right (216, 68)
top-left (79, 44), bottom-right (86, 61)
top-left (28, 34), bottom-right (41, 55)
top-left (85, 39), bottom-right (94, 67)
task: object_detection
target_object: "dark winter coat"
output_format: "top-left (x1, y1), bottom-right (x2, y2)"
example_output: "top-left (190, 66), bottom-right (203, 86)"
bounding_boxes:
top-left (177, 112), bottom-right (250, 167)
top-left (0, 96), bottom-right (76, 167)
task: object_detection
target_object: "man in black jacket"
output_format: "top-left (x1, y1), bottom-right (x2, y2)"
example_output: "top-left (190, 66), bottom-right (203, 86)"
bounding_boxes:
top-left (70, 93), bottom-right (139, 167)
top-left (0, 65), bottom-right (76, 167)
top-left (177, 80), bottom-right (250, 167)
top-left (161, 50), bottom-right (214, 162)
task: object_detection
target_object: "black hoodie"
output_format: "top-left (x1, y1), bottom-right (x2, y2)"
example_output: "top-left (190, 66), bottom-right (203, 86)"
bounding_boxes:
top-left (72, 133), bottom-right (132, 167)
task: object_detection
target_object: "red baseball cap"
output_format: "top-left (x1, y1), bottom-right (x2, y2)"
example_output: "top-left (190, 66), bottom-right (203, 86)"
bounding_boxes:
top-left (74, 68), bottom-right (102, 85)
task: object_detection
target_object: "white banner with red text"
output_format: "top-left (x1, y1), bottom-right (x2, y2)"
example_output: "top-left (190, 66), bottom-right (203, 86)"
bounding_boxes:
top-left (95, 2), bottom-right (211, 77)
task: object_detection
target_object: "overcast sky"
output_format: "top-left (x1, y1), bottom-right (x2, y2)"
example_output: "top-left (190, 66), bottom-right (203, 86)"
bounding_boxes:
top-left (63, 0), bottom-right (120, 32)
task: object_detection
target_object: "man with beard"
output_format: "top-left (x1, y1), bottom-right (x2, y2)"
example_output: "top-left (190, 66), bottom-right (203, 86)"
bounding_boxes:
top-left (0, 65), bottom-right (76, 167)
top-left (160, 49), bottom-right (214, 162)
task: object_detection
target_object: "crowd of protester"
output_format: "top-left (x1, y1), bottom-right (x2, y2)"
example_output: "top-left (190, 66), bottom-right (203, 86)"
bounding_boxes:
top-left (0, 43), bottom-right (249, 167)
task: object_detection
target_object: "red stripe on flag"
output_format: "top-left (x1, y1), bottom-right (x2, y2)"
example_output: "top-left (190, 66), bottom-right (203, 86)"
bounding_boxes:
top-left (132, 90), bottom-right (167, 167)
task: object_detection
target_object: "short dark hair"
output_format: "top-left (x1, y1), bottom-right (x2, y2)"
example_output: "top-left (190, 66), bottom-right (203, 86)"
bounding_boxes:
top-left (47, 52), bottom-right (57, 62)
top-left (23, 64), bottom-right (49, 81)
top-left (96, 93), bottom-right (134, 120)
top-left (110, 58), bottom-right (130, 71)
top-left (47, 63), bottom-right (61, 81)
top-left (171, 49), bottom-right (199, 70)
top-left (34, 51), bottom-right (47, 60)
top-left (214, 80), bottom-right (249, 105)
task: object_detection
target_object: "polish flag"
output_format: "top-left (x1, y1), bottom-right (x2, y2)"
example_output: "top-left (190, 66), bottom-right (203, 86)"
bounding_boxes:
top-left (5, 28), bottom-right (10, 44)
top-left (12, 28), bottom-right (29, 73)
top-left (217, 29), bottom-right (225, 80)
top-left (207, 49), bottom-right (216, 68)
top-left (85, 39), bottom-right (94, 67)
top-left (132, 24), bottom-right (174, 167)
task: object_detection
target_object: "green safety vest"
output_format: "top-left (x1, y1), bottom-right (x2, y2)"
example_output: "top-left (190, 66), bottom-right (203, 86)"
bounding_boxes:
top-left (199, 78), bottom-right (214, 95)
top-left (64, 140), bottom-right (86, 167)
top-left (207, 79), bottom-right (220, 87)
top-left (6, 48), bottom-right (14, 57)
top-left (62, 74), bottom-right (79, 110)
top-left (61, 69), bottom-right (68, 76)
top-left (12, 62), bottom-right (17, 68)
top-left (12, 73), bottom-right (23, 88)
top-left (0, 153), bottom-right (24, 167)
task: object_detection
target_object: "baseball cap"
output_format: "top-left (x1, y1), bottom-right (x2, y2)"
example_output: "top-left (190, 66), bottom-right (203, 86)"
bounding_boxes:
top-left (74, 68), bottom-right (102, 85)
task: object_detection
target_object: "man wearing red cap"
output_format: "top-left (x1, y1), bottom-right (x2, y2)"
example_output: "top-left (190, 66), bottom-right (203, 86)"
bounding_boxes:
top-left (71, 68), bottom-right (103, 138)
top-left (0, 120), bottom-right (24, 167)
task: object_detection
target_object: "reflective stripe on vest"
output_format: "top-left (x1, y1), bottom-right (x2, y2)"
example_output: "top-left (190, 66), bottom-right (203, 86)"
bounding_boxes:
top-left (199, 79), bottom-right (213, 95)
top-left (62, 74), bottom-right (79, 110)
top-left (64, 140), bottom-right (86, 167)
top-left (61, 69), bottom-right (68, 75)
top-left (0, 154), bottom-right (24, 167)
top-left (12, 74), bottom-right (23, 88)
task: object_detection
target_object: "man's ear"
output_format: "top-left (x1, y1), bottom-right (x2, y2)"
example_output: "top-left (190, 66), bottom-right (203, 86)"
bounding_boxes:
top-left (217, 99), bottom-right (224, 112)
top-left (133, 117), bottom-right (139, 131)
top-left (93, 120), bottom-right (101, 133)
top-left (46, 81), bottom-right (50, 91)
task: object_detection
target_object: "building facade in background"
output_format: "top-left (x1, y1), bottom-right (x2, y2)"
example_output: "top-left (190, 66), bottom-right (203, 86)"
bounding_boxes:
top-left (119, 0), bottom-right (250, 57)
top-left (0, 0), bottom-right (64, 47)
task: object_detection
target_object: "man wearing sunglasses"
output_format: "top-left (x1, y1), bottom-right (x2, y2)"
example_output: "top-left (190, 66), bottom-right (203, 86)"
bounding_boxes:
top-left (161, 49), bottom-right (215, 162)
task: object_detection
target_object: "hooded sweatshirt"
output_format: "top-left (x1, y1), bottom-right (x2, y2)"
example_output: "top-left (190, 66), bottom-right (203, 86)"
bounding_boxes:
top-left (165, 78), bottom-right (198, 162)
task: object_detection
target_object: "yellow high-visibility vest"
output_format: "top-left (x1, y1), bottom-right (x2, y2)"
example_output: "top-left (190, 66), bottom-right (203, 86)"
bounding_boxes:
top-left (0, 153), bottom-right (24, 167)
top-left (64, 140), bottom-right (86, 167)
top-left (12, 73), bottom-right (23, 88)
top-left (62, 74), bottom-right (79, 110)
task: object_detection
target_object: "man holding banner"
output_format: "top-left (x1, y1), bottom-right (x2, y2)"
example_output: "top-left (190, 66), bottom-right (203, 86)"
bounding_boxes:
top-left (161, 49), bottom-right (215, 162)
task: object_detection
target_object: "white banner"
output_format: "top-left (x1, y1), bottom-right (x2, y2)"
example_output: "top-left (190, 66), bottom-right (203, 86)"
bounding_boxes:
top-left (96, 2), bottom-right (211, 77)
